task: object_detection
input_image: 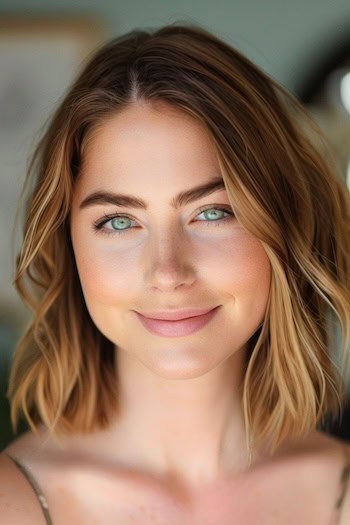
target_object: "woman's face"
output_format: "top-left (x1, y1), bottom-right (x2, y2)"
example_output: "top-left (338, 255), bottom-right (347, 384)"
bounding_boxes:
top-left (70, 102), bottom-right (271, 379)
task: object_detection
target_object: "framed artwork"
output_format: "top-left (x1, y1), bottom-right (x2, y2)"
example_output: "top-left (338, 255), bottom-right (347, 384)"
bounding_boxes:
top-left (0, 16), bottom-right (107, 330)
top-left (0, 15), bottom-right (108, 447)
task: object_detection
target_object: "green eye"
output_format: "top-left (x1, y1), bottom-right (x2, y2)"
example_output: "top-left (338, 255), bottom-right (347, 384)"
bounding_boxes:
top-left (197, 207), bottom-right (230, 221)
top-left (110, 216), bottom-right (133, 230)
top-left (93, 205), bottom-right (235, 237)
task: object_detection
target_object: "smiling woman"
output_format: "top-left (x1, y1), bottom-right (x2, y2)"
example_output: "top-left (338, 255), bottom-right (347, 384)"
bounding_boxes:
top-left (69, 102), bottom-right (272, 386)
top-left (1, 22), bottom-right (350, 525)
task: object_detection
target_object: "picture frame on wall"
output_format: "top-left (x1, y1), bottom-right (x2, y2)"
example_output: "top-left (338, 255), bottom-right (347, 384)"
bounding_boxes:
top-left (0, 15), bottom-right (107, 328)
top-left (0, 15), bottom-right (107, 448)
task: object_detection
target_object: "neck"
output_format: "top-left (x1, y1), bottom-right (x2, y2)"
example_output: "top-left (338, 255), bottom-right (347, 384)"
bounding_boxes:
top-left (102, 345), bottom-right (254, 488)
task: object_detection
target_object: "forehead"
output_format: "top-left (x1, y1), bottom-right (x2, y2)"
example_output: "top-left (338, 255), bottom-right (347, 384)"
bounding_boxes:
top-left (76, 102), bottom-right (221, 193)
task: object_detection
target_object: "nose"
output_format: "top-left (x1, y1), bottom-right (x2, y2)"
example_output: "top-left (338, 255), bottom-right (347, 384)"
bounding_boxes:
top-left (145, 228), bottom-right (196, 292)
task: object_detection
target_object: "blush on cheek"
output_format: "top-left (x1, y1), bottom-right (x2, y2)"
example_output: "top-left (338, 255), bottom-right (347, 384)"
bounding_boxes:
top-left (76, 255), bottom-right (137, 306)
top-left (217, 233), bottom-right (271, 288)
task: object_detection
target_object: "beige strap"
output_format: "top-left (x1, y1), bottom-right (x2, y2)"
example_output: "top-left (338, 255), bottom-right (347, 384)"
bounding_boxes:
top-left (5, 452), bottom-right (53, 525)
top-left (330, 445), bottom-right (350, 525)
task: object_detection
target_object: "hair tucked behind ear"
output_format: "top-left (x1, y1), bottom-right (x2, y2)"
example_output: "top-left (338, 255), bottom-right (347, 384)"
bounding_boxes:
top-left (7, 21), bottom-right (350, 455)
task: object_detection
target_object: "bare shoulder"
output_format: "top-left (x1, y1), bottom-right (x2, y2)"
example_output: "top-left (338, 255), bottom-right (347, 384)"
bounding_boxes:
top-left (335, 439), bottom-right (350, 525)
top-left (0, 427), bottom-right (62, 524)
top-left (283, 430), bottom-right (350, 482)
top-left (0, 450), bottom-right (46, 524)
top-left (0, 429), bottom-right (190, 524)
top-left (317, 433), bottom-right (350, 525)
top-left (273, 430), bottom-right (350, 524)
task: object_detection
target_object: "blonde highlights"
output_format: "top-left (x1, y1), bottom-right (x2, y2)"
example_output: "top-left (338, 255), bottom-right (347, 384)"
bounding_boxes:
top-left (7, 23), bottom-right (350, 455)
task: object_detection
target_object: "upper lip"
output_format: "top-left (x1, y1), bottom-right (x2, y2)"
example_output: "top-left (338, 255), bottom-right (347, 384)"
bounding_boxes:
top-left (136, 307), bottom-right (218, 321)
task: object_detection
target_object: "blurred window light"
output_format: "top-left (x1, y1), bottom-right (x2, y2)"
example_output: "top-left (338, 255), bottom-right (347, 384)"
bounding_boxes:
top-left (340, 71), bottom-right (350, 114)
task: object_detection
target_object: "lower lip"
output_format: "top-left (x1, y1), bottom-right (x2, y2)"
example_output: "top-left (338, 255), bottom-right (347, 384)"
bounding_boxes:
top-left (135, 307), bottom-right (221, 337)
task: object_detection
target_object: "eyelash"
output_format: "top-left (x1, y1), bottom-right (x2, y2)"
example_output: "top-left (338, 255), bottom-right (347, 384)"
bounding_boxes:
top-left (92, 205), bottom-right (235, 237)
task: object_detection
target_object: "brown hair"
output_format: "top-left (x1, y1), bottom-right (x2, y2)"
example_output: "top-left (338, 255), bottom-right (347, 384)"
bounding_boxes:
top-left (7, 22), bottom-right (350, 455)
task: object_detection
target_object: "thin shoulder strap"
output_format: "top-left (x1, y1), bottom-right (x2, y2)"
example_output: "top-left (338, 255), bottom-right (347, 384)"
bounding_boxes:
top-left (331, 445), bottom-right (350, 525)
top-left (4, 452), bottom-right (54, 525)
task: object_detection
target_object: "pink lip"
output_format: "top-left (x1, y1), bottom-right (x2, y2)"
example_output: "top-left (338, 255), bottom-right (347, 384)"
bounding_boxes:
top-left (137, 308), bottom-right (217, 321)
top-left (135, 306), bottom-right (221, 337)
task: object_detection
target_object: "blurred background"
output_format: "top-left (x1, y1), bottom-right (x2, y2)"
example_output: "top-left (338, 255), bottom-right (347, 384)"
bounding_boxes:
top-left (1, 0), bottom-right (350, 450)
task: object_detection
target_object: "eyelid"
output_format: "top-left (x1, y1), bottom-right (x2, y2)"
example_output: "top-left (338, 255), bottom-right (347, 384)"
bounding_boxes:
top-left (94, 203), bottom-right (233, 224)
top-left (92, 203), bottom-right (235, 235)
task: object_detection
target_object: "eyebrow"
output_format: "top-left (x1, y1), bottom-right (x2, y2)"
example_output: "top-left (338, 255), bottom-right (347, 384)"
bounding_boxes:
top-left (79, 176), bottom-right (226, 211)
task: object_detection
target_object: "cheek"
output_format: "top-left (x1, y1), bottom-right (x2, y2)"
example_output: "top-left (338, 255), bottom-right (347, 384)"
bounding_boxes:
top-left (199, 232), bottom-right (271, 296)
top-left (71, 235), bottom-right (140, 302)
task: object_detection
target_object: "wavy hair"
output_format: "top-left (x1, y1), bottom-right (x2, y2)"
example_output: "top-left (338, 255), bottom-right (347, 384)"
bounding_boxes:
top-left (7, 22), bottom-right (350, 455)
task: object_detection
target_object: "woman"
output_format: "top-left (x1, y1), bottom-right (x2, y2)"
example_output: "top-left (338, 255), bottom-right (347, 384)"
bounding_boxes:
top-left (1, 23), bottom-right (349, 524)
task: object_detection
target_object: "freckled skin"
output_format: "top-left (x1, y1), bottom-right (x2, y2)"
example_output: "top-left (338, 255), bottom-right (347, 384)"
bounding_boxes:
top-left (70, 102), bottom-right (272, 380)
top-left (5, 101), bottom-right (347, 525)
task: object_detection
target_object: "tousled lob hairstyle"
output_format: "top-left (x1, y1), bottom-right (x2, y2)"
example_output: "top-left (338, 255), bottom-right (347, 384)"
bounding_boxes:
top-left (7, 22), bottom-right (350, 455)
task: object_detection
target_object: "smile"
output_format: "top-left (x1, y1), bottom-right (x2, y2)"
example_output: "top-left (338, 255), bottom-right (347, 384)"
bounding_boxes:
top-left (135, 306), bottom-right (221, 337)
